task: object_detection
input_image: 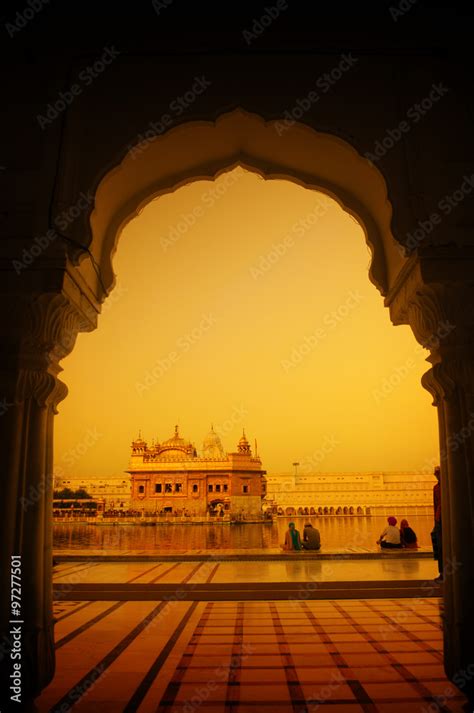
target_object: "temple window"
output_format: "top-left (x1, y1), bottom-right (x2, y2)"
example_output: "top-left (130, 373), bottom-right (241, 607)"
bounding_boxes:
top-left (192, 484), bottom-right (198, 493)
top-left (242, 485), bottom-right (249, 494)
top-left (165, 483), bottom-right (172, 493)
top-left (215, 484), bottom-right (221, 492)
top-left (208, 484), bottom-right (213, 492)
top-left (175, 483), bottom-right (183, 493)
top-left (138, 485), bottom-right (145, 494)
top-left (155, 483), bottom-right (162, 493)
top-left (223, 484), bottom-right (228, 492)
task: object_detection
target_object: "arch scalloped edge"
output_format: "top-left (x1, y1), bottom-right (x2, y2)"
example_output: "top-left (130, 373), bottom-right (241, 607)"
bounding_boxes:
top-left (89, 108), bottom-right (397, 301)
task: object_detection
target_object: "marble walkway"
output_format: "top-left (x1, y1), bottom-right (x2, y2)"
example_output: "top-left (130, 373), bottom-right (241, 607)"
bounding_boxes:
top-left (54, 546), bottom-right (434, 560)
top-left (36, 597), bottom-right (468, 712)
top-left (38, 557), bottom-right (468, 711)
top-left (52, 558), bottom-right (440, 585)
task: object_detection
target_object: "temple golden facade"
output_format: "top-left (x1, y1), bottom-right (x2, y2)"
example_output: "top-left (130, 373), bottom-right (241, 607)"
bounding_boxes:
top-left (128, 426), bottom-right (266, 517)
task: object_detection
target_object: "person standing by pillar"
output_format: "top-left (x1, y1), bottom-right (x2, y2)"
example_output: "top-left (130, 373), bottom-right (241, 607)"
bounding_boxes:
top-left (432, 465), bottom-right (443, 583)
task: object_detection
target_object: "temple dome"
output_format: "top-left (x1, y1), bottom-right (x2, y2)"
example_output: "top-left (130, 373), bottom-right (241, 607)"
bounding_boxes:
top-left (202, 425), bottom-right (225, 458)
top-left (162, 425), bottom-right (187, 447)
top-left (157, 425), bottom-right (196, 456)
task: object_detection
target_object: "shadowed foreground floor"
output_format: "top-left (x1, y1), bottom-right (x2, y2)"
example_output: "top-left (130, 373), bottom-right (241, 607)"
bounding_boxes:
top-left (35, 597), bottom-right (468, 712)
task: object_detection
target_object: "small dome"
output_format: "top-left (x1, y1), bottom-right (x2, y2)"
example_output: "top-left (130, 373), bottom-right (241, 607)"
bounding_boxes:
top-left (202, 425), bottom-right (225, 458)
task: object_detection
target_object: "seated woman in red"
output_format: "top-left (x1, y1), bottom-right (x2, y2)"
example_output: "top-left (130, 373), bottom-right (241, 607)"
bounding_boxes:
top-left (400, 519), bottom-right (419, 549)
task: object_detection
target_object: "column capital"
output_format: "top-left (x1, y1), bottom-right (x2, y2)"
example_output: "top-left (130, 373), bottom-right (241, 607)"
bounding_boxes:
top-left (385, 246), bottom-right (474, 404)
top-left (1, 292), bottom-right (96, 412)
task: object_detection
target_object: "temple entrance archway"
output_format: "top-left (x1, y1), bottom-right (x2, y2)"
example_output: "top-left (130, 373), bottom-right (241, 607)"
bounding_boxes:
top-left (2, 107), bottom-right (474, 706)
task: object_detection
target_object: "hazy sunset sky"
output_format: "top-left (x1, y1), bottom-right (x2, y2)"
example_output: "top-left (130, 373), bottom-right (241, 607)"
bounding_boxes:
top-left (54, 168), bottom-right (438, 479)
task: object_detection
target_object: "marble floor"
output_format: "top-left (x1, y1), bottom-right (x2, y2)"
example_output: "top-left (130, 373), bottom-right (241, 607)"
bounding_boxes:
top-left (52, 558), bottom-right (440, 585)
top-left (36, 597), bottom-right (468, 712)
top-left (54, 546), bottom-right (434, 558)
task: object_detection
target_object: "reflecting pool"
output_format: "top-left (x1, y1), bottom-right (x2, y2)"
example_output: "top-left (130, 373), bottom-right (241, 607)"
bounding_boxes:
top-left (53, 515), bottom-right (434, 552)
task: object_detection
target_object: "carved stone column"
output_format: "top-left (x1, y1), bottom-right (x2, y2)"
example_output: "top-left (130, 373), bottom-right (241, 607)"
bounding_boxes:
top-left (387, 248), bottom-right (474, 704)
top-left (0, 292), bottom-right (96, 708)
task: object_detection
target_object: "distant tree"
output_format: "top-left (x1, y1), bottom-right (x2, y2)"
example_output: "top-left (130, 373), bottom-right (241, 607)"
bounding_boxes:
top-left (53, 487), bottom-right (92, 500)
top-left (53, 488), bottom-right (75, 500)
top-left (74, 488), bottom-right (92, 500)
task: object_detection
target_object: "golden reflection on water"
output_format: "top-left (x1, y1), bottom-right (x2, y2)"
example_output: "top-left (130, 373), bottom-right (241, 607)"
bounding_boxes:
top-left (53, 515), bottom-right (434, 551)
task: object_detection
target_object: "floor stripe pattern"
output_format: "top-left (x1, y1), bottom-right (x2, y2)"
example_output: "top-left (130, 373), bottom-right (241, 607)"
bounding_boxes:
top-left (35, 598), bottom-right (468, 712)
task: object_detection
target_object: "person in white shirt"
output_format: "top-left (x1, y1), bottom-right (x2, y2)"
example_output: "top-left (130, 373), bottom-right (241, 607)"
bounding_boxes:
top-left (377, 516), bottom-right (402, 549)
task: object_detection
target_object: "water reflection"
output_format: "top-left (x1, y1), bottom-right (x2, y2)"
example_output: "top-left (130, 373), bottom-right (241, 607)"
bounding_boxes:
top-left (381, 557), bottom-right (421, 577)
top-left (53, 515), bottom-right (433, 552)
top-left (284, 560), bottom-right (323, 582)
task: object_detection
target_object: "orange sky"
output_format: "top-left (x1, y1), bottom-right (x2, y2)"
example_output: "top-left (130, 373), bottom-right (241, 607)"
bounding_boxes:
top-left (54, 168), bottom-right (439, 479)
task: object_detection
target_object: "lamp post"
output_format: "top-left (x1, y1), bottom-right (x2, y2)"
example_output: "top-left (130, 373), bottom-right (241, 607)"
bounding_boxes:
top-left (292, 462), bottom-right (300, 477)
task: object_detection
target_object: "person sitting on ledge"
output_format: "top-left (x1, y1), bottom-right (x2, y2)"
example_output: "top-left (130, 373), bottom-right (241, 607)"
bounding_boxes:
top-left (302, 522), bottom-right (321, 551)
top-left (376, 516), bottom-right (402, 548)
top-left (400, 518), bottom-right (419, 548)
top-left (282, 521), bottom-right (302, 551)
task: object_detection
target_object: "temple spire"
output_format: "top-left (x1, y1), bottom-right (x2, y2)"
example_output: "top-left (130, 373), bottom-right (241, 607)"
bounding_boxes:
top-left (237, 429), bottom-right (251, 454)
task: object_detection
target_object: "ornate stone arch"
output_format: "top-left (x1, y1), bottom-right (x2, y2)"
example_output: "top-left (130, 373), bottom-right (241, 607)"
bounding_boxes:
top-left (3, 90), bottom-right (474, 713)
top-left (84, 109), bottom-right (406, 304)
